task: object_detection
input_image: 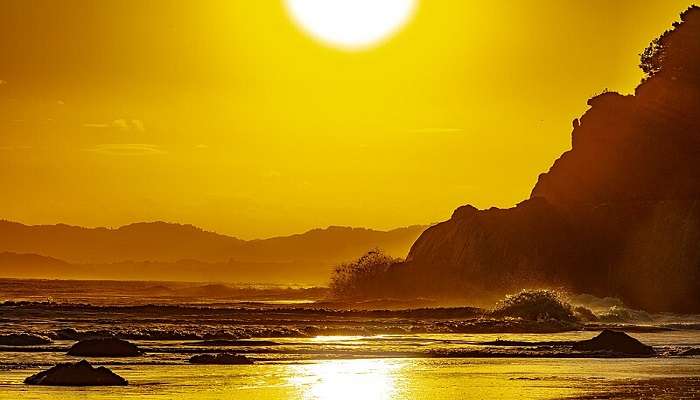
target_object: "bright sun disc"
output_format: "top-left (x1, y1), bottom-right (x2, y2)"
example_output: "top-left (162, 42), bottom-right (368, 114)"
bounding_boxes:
top-left (285, 0), bottom-right (417, 51)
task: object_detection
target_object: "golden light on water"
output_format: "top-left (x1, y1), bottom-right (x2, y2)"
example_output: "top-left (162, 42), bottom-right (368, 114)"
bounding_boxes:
top-left (311, 335), bottom-right (366, 342)
top-left (291, 359), bottom-right (402, 400)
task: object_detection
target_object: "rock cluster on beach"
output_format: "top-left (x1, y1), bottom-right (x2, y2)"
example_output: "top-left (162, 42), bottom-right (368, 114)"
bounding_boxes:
top-left (24, 360), bottom-right (127, 386)
top-left (0, 333), bottom-right (51, 346)
top-left (433, 330), bottom-right (657, 358)
top-left (67, 338), bottom-right (141, 357)
top-left (682, 348), bottom-right (700, 356)
top-left (572, 330), bottom-right (655, 355)
top-left (188, 353), bottom-right (253, 365)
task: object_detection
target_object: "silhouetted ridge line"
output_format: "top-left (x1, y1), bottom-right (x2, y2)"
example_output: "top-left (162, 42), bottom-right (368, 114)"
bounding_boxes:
top-left (0, 220), bottom-right (426, 283)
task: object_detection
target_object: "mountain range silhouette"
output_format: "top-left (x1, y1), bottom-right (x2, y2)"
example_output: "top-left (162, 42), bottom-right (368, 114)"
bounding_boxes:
top-left (0, 221), bottom-right (425, 284)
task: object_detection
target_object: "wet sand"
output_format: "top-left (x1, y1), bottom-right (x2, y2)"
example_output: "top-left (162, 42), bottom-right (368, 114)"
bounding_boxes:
top-left (1, 357), bottom-right (700, 399)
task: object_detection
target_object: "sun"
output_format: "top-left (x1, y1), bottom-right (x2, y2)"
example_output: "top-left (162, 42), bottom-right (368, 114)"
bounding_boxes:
top-left (284, 0), bottom-right (418, 51)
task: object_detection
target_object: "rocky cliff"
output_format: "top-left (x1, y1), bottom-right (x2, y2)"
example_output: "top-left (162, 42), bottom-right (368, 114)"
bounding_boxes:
top-left (403, 7), bottom-right (700, 312)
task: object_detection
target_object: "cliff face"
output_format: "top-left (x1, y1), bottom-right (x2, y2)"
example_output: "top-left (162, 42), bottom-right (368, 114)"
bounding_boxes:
top-left (404, 7), bottom-right (700, 312)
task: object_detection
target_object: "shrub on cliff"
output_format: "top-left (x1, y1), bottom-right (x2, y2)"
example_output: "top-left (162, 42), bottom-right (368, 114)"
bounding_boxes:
top-left (640, 6), bottom-right (700, 80)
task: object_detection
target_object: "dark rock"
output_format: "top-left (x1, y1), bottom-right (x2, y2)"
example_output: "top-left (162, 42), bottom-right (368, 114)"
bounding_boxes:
top-left (67, 338), bottom-right (141, 357)
top-left (682, 348), bottom-right (700, 356)
top-left (572, 330), bottom-right (655, 355)
top-left (188, 353), bottom-right (253, 365)
top-left (573, 306), bottom-right (598, 322)
top-left (24, 360), bottom-right (127, 386)
top-left (482, 339), bottom-right (571, 347)
top-left (0, 333), bottom-right (51, 346)
top-left (52, 328), bottom-right (82, 340)
top-left (401, 197), bottom-right (586, 299)
top-left (189, 339), bottom-right (278, 346)
top-left (482, 330), bottom-right (656, 357)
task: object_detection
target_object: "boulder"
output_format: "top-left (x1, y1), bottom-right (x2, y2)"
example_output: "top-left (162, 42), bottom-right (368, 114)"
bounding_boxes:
top-left (24, 360), bottom-right (127, 386)
top-left (681, 348), bottom-right (700, 356)
top-left (67, 338), bottom-right (141, 357)
top-left (572, 330), bottom-right (655, 355)
top-left (572, 306), bottom-right (598, 322)
top-left (0, 333), bottom-right (51, 346)
top-left (188, 353), bottom-right (253, 365)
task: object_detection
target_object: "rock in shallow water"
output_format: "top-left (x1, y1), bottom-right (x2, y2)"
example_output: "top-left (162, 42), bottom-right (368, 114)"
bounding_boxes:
top-left (573, 330), bottom-right (655, 355)
top-left (24, 360), bottom-right (128, 386)
top-left (189, 339), bottom-right (279, 346)
top-left (67, 338), bottom-right (141, 357)
top-left (0, 333), bottom-right (51, 346)
top-left (682, 348), bottom-right (700, 356)
top-left (189, 353), bottom-right (253, 365)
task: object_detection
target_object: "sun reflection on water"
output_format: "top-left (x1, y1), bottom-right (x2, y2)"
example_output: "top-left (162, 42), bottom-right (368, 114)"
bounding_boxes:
top-left (291, 359), bottom-right (403, 400)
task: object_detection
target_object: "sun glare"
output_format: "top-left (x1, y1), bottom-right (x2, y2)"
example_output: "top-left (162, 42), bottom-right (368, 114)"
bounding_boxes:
top-left (284, 0), bottom-right (417, 50)
top-left (291, 359), bottom-right (403, 400)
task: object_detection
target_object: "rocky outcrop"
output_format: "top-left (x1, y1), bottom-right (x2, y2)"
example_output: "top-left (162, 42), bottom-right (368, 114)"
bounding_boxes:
top-left (399, 7), bottom-right (700, 313)
top-left (682, 348), bottom-right (700, 356)
top-left (572, 330), bottom-right (654, 356)
top-left (188, 353), bottom-right (253, 365)
top-left (24, 360), bottom-right (128, 386)
top-left (0, 333), bottom-right (51, 346)
top-left (403, 198), bottom-right (594, 299)
top-left (67, 338), bottom-right (141, 357)
top-left (458, 330), bottom-right (654, 357)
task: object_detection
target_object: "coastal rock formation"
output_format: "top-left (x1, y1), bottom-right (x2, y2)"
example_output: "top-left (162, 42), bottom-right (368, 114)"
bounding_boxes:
top-left (24, 360), bottom-right (128, 386)
top-left (447, 330), bottom-right (654, 357)
top-left (400, 7), bottom-right (700, 313)
top-left (188, 353), bottom-right (253, 365)
top-left (572, 330), bottom-right (655, 356)
top-left (67, 338), bottom-right (141, 357)
top-left (682, 348), bottom-right (700, 356)
top-left (0, 333), bottom-right (51, 346)
top-left (483, 329), bottom-right (654, 355)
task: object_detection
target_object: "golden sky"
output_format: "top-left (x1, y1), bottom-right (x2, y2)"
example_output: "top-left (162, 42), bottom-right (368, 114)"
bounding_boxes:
top-left (0, 0), bottom-right (693, 239)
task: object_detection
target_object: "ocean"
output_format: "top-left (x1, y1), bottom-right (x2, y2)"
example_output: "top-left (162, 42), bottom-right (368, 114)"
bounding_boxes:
top-left (0, 279), bottom-right (699, 399)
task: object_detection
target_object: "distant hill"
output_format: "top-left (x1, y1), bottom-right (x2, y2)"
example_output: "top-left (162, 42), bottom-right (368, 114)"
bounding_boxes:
top-left (0, 221), bottom-right (427, 284)
top-left (0, 252), bottom-right (73, 279)
top-left (0, 221), bottom-right (244, 263)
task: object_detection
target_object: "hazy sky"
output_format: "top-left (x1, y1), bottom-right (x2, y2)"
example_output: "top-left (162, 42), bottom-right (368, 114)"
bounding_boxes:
top-left (0, 0), bottom-right (693, 239)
